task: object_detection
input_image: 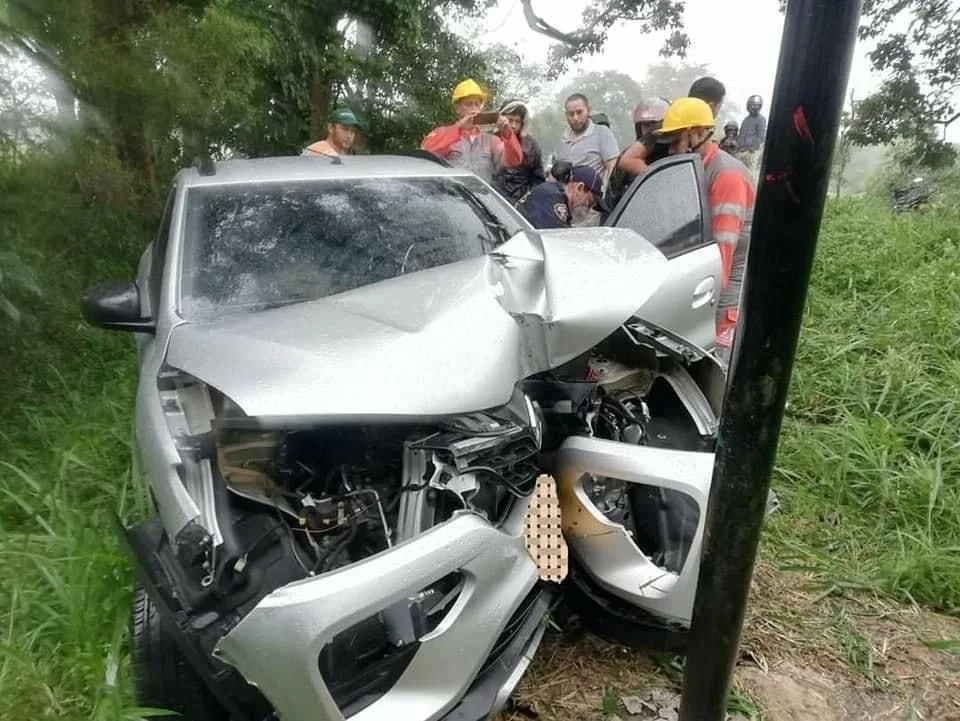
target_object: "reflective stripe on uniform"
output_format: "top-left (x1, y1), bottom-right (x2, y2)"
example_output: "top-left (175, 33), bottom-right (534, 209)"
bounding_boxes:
top-left (712, 202), bottom-right (745, 217)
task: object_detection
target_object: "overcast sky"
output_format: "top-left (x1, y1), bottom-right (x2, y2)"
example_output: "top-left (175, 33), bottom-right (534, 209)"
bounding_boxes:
top-left (455, 0), bottom-right (922, 131)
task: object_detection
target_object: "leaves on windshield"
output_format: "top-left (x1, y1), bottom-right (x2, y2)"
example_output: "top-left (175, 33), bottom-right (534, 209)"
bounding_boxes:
top-left (180, 177), bottom-right (499, 319)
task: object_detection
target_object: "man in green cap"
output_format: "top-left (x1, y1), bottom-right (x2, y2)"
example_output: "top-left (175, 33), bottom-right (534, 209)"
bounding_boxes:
top-left (302, 107), bottom-right (362, 157)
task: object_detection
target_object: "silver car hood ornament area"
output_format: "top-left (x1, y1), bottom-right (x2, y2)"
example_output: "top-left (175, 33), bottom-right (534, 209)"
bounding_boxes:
top-left (165, 228), bottom-right (669, 418)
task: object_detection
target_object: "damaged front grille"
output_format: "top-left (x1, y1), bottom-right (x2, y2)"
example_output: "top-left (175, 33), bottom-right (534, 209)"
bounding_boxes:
top-left (411, 418), bottom-right (540, 499)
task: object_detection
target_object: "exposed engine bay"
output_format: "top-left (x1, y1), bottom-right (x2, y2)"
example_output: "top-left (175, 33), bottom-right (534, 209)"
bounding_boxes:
top-left (212, 396), bottom-right (542, 575)
top-left (129, 321), bottom-right (722, 720)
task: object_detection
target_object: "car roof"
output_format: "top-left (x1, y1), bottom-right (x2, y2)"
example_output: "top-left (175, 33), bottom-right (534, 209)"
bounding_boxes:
top-left (177, 154), bottom-right (476, 188)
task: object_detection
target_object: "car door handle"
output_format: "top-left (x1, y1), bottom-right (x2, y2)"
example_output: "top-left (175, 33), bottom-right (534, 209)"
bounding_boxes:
top-left (692, 277), bottom-right (716, 308)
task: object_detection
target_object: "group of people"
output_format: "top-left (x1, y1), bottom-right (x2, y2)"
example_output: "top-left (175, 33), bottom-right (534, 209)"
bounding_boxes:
top-left (719, 95), bottom-right (767, 171)
top-left (299, 75), bottom-right (768, 365)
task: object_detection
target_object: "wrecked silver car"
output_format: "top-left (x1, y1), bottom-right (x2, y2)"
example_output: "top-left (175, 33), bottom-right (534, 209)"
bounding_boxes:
top-left (82, 154), bottom-right (727, 721)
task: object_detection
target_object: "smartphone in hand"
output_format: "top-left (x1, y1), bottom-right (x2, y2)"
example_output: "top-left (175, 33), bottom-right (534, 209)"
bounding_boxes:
top-left (473, 111), bottom-right (501, 125)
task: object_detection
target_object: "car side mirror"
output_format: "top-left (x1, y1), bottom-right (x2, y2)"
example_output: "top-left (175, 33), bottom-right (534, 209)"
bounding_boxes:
top-left (81, 280), bottom-right (155, 334)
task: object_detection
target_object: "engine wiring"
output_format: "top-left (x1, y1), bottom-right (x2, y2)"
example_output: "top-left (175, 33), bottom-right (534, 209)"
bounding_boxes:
top-left (264, 480), bottom-right (398, 578)
top-left (214, 520), bottom-right (291, 592)
top-left (272, 500), bottom-right (315, 576)
top-left (457, 465), bottom-right (535, 498)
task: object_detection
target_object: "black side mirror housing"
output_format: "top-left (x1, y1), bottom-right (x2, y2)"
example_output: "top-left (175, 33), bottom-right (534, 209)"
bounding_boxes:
top-left (81, 280), bottom-right (156, 334)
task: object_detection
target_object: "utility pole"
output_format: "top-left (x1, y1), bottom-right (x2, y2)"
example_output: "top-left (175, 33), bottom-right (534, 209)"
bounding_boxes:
top-left (677, 1), bottom-right (863, 719)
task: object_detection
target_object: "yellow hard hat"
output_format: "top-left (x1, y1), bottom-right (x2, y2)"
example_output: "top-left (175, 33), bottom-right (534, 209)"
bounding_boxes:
top-left (655, 97), bottom-right (716, 136)
top-left (452, 79), bottom-right (487, 104)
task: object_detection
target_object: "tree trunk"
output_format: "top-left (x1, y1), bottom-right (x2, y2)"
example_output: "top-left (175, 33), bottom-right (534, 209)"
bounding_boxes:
top-left (119, 121), bottom-right (158, 208)
top-left (182, 126), bottom-right (205, 165)
top-left (310, 66), bottom-right (334, 141)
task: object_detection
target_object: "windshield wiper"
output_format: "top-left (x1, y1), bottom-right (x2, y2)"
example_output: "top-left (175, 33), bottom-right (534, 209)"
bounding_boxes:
top-left (454, 186), bottom-right (512, 248)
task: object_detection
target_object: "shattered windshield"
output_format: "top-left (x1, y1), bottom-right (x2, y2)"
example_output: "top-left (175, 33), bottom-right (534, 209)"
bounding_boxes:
top-left (179, 176), bottom-right (525, 320)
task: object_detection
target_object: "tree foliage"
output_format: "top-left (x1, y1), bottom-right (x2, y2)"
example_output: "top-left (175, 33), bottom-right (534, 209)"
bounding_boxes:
top-left (480, 43), bottom-right (548, 106)
top-left (1, 0), bottom-right (270, 202)
top-left (0, 50), bottom-right (50, 158)
top-left (832, 0), bottom-right (959, 167)
top-left (640, 61), bottom-right (710, 104)
top-left (0, 0), bottom-right (502, 206)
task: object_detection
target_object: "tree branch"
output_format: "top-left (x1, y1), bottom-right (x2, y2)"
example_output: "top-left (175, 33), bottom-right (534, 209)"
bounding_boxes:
top-left (932, 83), bottom-right (960, 101)
top-left (933, 110), bottom-right (960, 128)
top-left (519, 0), bottom-right (582, 45)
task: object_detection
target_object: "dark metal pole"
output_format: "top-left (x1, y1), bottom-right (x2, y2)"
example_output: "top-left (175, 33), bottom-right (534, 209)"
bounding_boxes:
top-left (678, 1), bottom-right (863, 719)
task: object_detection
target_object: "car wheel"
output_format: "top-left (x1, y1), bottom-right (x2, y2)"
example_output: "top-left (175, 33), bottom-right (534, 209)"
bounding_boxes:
top-left (130, 585), bottom-right (228, 721)
top-left (560, 557), bottom-right (689, 654)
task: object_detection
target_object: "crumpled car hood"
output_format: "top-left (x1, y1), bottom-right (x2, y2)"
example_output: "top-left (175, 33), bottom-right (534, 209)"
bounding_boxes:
top-left (165, 228), bottom-right (669, 418)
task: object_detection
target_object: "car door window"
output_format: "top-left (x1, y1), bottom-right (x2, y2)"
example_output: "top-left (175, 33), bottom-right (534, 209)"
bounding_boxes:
top-left (608, 157), bottom-right (707, 259)
top-left (148, 186), bottom-right (176, 315)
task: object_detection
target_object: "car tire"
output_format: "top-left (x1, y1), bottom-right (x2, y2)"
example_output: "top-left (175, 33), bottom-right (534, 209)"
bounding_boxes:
top-left (130, 585), bottom-right (228, 721)
top-left (560, 557), bottom-right (689, 654)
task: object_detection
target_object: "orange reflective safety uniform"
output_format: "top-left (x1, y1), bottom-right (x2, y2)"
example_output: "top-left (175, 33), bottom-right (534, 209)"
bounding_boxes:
top-left (420, 125), bottom-right (523, 185)
top-left (702, 142), bottom-right (756, 354)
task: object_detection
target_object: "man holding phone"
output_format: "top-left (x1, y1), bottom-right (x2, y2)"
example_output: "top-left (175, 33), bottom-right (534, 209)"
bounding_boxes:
top-left (421, 79), bottom-right (523, 184)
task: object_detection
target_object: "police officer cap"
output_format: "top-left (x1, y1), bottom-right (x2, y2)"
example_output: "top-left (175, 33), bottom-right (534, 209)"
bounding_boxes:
top-left (569, 166), bottom-right (603, 200)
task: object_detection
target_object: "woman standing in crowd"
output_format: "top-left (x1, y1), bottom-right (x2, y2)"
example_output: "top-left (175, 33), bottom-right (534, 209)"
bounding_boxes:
top-left (493, 100), bottom-right (546, 202)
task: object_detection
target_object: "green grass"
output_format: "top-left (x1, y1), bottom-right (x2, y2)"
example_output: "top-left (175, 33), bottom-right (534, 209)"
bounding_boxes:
top-left (0, 156), bottom-right (148, 719)
top-left (767, 198), bottom-right (960, 614)
top-left (1, 169), bottom-right (960, 719)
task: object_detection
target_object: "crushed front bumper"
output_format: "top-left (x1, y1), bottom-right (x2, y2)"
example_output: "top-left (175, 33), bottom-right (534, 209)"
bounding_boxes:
top-left (213, 512), bottom-right (542, 721)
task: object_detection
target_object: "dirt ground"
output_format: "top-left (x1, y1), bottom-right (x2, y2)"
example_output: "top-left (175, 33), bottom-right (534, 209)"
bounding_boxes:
top-left (494, 565), bottom-right (960, 721)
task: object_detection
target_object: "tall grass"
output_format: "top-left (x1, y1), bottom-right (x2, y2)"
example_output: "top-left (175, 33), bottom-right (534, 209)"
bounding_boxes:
top-left (769, 198), bottom-right (960, 613)
top-left (0, 153), bottom-right (149, 719)
top-left (0, 166), bottom-right (959, 720)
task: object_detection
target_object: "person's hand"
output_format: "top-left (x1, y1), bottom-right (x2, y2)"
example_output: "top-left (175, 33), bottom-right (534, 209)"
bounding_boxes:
top-left (457, 113), bottom-right (478, 128)
top-left (496, 115), bottom-right (511, 134)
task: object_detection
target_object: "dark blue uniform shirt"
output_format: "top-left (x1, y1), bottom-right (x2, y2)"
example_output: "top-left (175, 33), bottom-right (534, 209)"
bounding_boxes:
top-left (516, 182), bottom-right (571, 229)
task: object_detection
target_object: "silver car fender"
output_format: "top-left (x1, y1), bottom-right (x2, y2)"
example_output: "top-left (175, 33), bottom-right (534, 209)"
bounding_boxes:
top-left (554, 436), bottom-right (715, 626)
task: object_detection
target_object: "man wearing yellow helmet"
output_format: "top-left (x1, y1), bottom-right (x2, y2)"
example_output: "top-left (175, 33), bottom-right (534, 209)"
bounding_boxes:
top-left (654, 96), bottom-right (756, 367)
top-left (421, 79), bottom-right (523, 184)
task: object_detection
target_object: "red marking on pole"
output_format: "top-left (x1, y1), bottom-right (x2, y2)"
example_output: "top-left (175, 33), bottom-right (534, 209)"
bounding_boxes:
top-left (793, 107), bottom-right (814, 143)
top-left (764, 170), bottom-right (800, 204)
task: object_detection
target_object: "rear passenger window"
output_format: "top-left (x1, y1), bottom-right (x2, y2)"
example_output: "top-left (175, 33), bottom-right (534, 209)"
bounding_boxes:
top-left (613, 160), bottom-right (705, 259)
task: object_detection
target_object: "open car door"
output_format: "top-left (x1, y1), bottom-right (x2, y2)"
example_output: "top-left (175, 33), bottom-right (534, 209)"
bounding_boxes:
top-left (605, 155), bottom-right (721, 352)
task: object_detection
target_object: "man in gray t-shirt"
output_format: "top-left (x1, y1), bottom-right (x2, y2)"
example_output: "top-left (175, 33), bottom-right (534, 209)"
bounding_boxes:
top-left (554, 93), bottom-right (621, 180)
